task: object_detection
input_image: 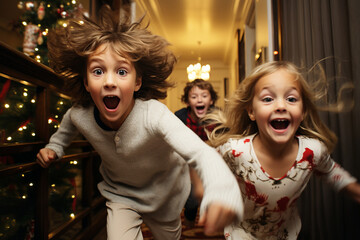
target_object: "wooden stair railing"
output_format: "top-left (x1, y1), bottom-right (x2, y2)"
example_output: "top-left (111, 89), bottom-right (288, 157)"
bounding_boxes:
top-left (0, 41), bottom-right (106, 240)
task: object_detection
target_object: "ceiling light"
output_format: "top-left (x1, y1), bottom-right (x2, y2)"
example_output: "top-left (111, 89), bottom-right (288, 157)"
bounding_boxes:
top-left (187, 41), bottom-right (210, 81)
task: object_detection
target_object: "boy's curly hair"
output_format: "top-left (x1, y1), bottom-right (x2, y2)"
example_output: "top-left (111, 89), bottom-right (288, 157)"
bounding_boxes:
top-left (180, 79), bottom-right (218, 106)
top-left (47, 5), bottom-right (176, 106)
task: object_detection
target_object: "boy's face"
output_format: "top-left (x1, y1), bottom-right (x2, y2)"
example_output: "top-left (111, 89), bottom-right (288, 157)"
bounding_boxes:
top-left (85, 44), bottom-right (142, 130)
top-left (187, 86), bottom-right (213, 121)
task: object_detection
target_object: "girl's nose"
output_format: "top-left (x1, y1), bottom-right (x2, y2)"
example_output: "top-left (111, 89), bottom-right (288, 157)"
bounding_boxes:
top-left (275, 99), bottom-right (286, 112)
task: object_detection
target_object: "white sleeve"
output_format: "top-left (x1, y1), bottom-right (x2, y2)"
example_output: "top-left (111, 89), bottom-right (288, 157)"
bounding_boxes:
top-left (45, 108), bottom-right (80, 159)
top-left (315, 142), bottom-right (357, 192)
top-left (150, 103), bottom-right (244, 221)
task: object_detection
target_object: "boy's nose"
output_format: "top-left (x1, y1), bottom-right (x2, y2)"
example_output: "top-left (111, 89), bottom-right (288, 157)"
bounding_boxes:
top-left (103, 74), bottom-right (117, 88)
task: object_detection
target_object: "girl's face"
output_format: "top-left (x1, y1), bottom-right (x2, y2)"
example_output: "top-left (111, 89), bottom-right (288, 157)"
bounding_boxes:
top-left (187, 86), bottom-right (213, 121)
top-left (247, 69), bottom-right (303, 146)
top-left (85, 44), bottom-right (142, 130)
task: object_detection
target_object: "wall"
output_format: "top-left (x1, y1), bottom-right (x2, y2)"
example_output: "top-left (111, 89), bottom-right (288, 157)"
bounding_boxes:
top-left (0, 0), bottom-right (23, 49)
top-left (245, 25), bottom-right (255, 77)
top-left (255, 0), bottom-right (274, 62)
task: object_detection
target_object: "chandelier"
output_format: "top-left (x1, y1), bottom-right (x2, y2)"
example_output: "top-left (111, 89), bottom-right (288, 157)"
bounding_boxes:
top-left (187, 41), bottom-right (211, 81)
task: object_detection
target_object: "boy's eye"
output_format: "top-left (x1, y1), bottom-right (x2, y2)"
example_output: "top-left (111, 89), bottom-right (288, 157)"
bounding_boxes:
top-left (93, 69), bottom-right (103, 75)
top-left (118, 69), bottom-right (127, 76)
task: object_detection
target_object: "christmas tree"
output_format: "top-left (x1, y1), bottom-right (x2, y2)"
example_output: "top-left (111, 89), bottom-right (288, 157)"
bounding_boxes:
top-left (0, 76), bottom-right (79, 240)
top-left (0, 2), bottom-right (89, 239)
top-left (16, 0), bottom-right (87, 65)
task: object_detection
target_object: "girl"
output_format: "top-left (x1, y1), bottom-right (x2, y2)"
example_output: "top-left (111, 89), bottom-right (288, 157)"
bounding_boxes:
top-left (206, 61), bottom-right (360, 239)
top-left (36, 6), bottom-right (243, 240)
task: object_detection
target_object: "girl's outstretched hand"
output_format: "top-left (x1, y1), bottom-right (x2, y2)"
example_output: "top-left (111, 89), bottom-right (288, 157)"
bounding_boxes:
top-left (36, 148), bottom-right (57, 168)
top-left (198, 202), bottom-right (236, 236)
top-left (343, 182), bottom-right (360, 204)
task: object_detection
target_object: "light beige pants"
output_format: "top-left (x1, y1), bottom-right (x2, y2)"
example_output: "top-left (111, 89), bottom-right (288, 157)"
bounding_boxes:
top-left (106, 201), bottom-right (182, 240)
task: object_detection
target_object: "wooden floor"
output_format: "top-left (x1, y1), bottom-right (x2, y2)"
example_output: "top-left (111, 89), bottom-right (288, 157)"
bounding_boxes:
top-left (92, 211), bottom-right (225, 240)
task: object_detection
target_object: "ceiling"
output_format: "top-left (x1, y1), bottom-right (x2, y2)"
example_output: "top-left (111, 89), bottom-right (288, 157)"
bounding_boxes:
top-left (135, 0), bottom-right (254, 65)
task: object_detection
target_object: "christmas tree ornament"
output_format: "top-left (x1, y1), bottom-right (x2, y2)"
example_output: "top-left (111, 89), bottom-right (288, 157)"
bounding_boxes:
top-left (37, 2), bottom-right (45, 20)
top-left (17, 1), bottom-right (24, 10)
top-left (61, 10), bottom-right (67, 19)
top-left (23, 24), bottom-right (39, 56)
top-left (25, 1), bottom-right (34, 10)
top-left (17, 0), bottom-right (81, 65)
top-left (58, 4), bottom-right (64, 16)
top-left (37, 33), bottom-right (43, 45)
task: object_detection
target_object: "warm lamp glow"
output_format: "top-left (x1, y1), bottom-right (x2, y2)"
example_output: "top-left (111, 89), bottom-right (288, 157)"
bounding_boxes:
top-left (187, 63), bottom-right (211, 81)
top-left (187, 41), bottom-right (210, 81)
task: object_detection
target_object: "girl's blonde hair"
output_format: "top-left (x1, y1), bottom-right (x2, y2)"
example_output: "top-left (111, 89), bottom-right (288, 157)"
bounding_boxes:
top-left (48, 5), bottom-right (176, 106)
top-left (207, 61), bottom-right (337, 152)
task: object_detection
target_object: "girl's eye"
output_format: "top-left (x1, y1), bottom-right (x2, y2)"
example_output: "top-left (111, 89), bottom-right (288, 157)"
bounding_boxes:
top-left (287, 97), bottom-right (297, 103)
top-left (262, 97), bottom-right (273, 102)
top-left (93, 69), bottom-right (103, 76)
top-left (118, 69), bottom-right (127, 76)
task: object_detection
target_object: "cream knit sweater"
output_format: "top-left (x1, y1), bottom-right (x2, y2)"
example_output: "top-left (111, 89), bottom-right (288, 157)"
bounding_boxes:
top-left (46, 99), bottom-right (243, 222)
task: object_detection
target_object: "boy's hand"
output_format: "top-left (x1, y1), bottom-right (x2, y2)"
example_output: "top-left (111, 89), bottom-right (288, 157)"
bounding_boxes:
top-left (198, 202), bottom-right (236, 236)
top-left (36, 148), bottom-right (57, 168)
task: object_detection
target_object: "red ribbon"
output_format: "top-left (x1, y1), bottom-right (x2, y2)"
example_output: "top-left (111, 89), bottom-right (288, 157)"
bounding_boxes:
top-left (0, 79), bottom-right (11, 104)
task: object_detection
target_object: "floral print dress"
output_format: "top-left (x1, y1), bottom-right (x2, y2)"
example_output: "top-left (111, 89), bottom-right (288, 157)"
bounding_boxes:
top-left (218, 134), bottom-right (356, 240)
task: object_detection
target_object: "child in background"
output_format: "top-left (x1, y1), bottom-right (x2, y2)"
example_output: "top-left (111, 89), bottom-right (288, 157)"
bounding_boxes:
top-left (36, 6), bottom-right (243, 239)
top-left (206, 61), bottom-right (360, 239)
top-left (175, 79), bottom-right (218, 225)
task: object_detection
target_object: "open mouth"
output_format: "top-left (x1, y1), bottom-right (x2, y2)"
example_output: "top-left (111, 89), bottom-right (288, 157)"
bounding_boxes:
top-left (103, 96), bottom-right (120, 109)
top-left (270, 119), bottom-right (289, 130)
top-left (196, 106), bottom-right (205, 110)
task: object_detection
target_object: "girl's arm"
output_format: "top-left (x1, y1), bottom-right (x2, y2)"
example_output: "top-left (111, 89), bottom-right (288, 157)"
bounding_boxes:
top-left (342, 182), bottom-right (360, 203)
top-left (189, 168), bottom-right (204, 201)
top-left (314, 140), bottom-right (358, 196)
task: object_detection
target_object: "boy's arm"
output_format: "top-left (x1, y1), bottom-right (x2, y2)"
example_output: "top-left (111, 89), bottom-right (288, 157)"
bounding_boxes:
top-left (156, 105), bottom-right (244, 233)
top-left (37, 108), bottom-right (79, 166)
top-left (37, 148), bottom-right (57, 168)
top-left (198, 202), bottom-right (236, 235)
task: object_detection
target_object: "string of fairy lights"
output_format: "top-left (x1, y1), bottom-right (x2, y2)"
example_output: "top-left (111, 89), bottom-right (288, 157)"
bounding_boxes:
top-left (2, 86), bottom-right (65, 143)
